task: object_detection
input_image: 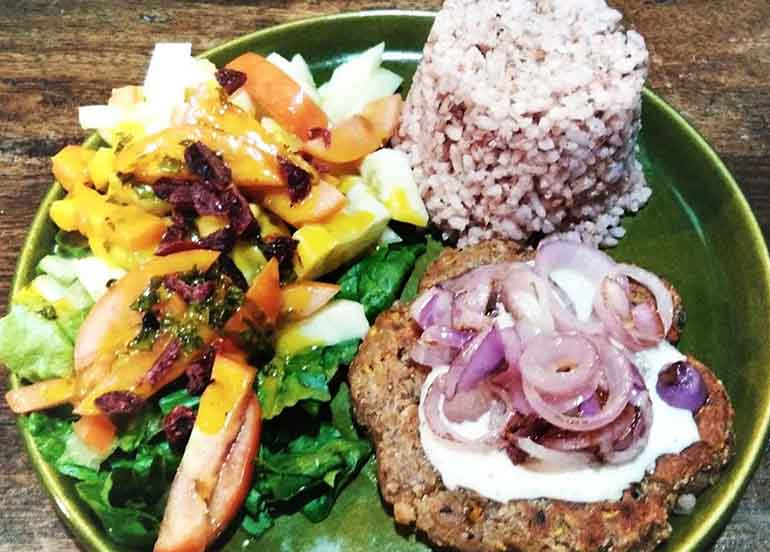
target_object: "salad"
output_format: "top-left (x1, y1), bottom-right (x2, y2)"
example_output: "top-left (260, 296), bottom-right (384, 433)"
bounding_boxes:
top-left (1, 42), bottom-right (441, 550)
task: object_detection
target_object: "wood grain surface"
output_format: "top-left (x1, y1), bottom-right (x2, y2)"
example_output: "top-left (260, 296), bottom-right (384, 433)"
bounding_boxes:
top-left (0, 1), bottom-right (768, 550)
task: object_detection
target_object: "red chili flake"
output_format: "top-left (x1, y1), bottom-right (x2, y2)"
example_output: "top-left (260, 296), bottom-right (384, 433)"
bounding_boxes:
top-left (144, 338), bottom-right (183, 386)
top-left (184, 142), bottom-right (231, 190)
top-left (308, 127), bottom-right (331, 147)
top-left (164, 274), bottom-right (215, 304)
top-left (215, 68), bottom-right (247, 95)
top-left (185, 345), bottom-right (216, 395)
top-left (95, 391), bottom-right (145, 416)
top-left (278, 156), bottom-right (312, 203)
top-left (163, 405), bottom-right (196, 449)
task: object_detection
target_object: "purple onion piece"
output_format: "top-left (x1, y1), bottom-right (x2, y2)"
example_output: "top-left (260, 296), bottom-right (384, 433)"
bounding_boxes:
top-left (452, 325), bottom-right (506, 395)
top-left (656, 360), bottom-right (707, 412)
top-left (421, 325), bottom-right (474, 349)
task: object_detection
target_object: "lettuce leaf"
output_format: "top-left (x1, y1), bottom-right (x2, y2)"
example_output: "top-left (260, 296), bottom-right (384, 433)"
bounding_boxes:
top-left (26, 401), bottom-right (181, 548)
top-left (0, 306), bottom-right (75, 381)
top-left (337, 243), bottom-right (425, 321)
top-left (258, 340), bottom-right (360, 420)
top-left (400, 236), bottom-right (445, 301)
top-left (243, 384), bottom-right (371, 537)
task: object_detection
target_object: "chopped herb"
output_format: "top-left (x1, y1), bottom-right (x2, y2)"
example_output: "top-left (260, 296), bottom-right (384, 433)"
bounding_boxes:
top-left (207, 285), bottom-right (245, 328)
top-left (53, 230), bottom-right (91, 259)
top-left (158, 156), bottom-right (184, 174)
top-left (131, 277), bottom-right (163, 312)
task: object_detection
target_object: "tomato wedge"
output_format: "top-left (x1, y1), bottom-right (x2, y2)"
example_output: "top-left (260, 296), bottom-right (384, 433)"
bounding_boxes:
top-left (5, 378), bottom-right (75, 414)
top-left (73, 415), bottom-right (117, 456)
top-left (303, 94), bottom-right (403, 164)
top-left (260, 179), bottom-right (347, 227)
top-left (226, 52), bottom-right (328, 141)
top-left (155, 356), bottom-right (259, 552)
top-left (280, 282), bottom-right (340, 321)
top-left (224, 258), bottom-right (282, 341)
top-left (74, 250), bottom-right (219, 374)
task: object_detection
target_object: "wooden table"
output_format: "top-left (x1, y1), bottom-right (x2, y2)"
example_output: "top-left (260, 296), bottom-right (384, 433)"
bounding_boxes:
top-left (0, 1), bottom-right (768, 550)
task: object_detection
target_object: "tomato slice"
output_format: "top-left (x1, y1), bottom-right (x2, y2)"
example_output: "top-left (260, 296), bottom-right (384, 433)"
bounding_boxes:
top-left (73, 415), bottom-right (117, 456)
top-left (74, 250), bottom-right (219, 374)
top-left (303, 94), bottom-right (403, 163)
top-left (5, 378), bottom-right (75, 414)
top-left (226, 52), bottom-right (328, 141)
top-left (280, 282), bottom-right (340, 321)
top-left (260, 179), bottom-right (347, 227)
top-left (224, 258), bottom-right (282, 340)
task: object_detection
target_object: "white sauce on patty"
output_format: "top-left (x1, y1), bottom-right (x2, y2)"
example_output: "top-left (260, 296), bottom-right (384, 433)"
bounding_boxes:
top-left (418, 268), bottom-right (701, 503)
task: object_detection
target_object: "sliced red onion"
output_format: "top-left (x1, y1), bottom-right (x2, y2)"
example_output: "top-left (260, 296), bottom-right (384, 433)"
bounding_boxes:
top-left (411, 288), bottom-right (453, 330)
top-left (421, 325), bottom-right (474, 349)
top-left (423, 374), bottom-right (506, 446)
top-left (443, 384), bottom-right (494, 423)
top-left (595, 275), bottom-right (665, 351)
top-left (452, 282), bottom-right (494, 331)
top-left (523, 337), bottom-right (633, 432)
top-left (615, 264), bottom-right (674, 335)
top-left (519, 334), bottom-right (600, 397)
top-left (600, 389), bottom-right (653, 464)
top-left (535, 239), bottom-right (615, 289)
top-left (411, 341), bottom-right (457, 368)
top-left (499, 326), bottom-right (522, 367)
top-left (445, 325), bottom-right (505, 398)
top-left (656, 360), bottom-right (707, 412)
top-left (516, 437), bottom-right (595, 468)
top-left (501, 267), bottom-right (555, 332)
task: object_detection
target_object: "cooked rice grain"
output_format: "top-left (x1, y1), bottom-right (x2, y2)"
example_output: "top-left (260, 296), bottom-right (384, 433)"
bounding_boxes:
top-left (396, 0), bottom-right (650, 247)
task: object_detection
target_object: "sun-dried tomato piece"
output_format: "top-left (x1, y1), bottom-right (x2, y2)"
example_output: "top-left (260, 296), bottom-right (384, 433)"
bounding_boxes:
top-left (163, 274), bottom-right (215, 304)
top-left (184, 142), bottom-right (231, 190)
top-left (144, 338), bottom-right (182, 386)
top-left (185, 345), bottom-right (216, 395)
top-left (278, 156), bottom-right (312, 203)
top-left (198, 226), bottom-right (236, 253)
top-left (95, 391), bottom-right (145, 416)
top-left (215, 68), bottom-right (247, 95)
top-left (163, 405), bottom-right (196, 449)
top-left (221, 186), bottom-right (255, 235)
top-left (260, 236), bottom-right (298, 274)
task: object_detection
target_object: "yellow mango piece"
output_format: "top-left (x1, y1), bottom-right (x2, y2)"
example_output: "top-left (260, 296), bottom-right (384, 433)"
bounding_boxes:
top-left (50, 198), bottom-right (80, 231)
top-left (87, 148), bottom-right (117, 191)
top-left (52, 145), bottom-right (95, 191)
top-left (197, 356), bottom-right (255, 435)
top-left (197, 215), bottom-right (229, 237)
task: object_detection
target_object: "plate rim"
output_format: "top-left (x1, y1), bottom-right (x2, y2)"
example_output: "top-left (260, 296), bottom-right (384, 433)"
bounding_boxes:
top-left (8, 9), bottom-right (770, 552)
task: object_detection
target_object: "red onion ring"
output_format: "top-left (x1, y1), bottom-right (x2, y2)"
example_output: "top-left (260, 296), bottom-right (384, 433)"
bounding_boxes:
top-left (515, 437), bottom-right (595, 468)
top-left (423, 373), bottom-right (506, 446)
top-left (519, 334), bottom-right (600, 398)
top-left (501, 267), bottom-right (555, 332)
top-left (615, 263), bottom-right (674, 335)
top-left (523, 337), bottom-right (633, 432)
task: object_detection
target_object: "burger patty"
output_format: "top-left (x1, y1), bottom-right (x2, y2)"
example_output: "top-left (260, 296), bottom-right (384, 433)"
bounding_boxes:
top-left (348, 241), bottom-right (734, 552)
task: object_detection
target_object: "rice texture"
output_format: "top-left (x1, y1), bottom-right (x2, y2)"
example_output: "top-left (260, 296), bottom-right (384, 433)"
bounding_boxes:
top-left (396, 0), bottom-right (650, 247)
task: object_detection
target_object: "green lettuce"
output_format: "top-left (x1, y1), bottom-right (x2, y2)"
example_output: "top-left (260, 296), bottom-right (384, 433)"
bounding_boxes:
top-left (400, 235), bottom-right (445, 301)
top-left (0, 306), bottom-right (76, 381)
top-left (258, 340), bottom-right (360, 420)
top-left (243, 384), bottom-right (371, 537)
top-left (337, 243), bottom-right (425, 321)
top-left (26, 401), bottom-right (181, 548)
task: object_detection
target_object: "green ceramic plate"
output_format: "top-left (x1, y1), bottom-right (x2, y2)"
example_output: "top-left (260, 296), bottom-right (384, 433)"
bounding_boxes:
top-left (9, 9), bottom-right (770, 552)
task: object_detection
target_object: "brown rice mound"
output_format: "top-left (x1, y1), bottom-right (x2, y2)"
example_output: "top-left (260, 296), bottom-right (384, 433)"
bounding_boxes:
top-left (396, 0), bottom-right (651, 247)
